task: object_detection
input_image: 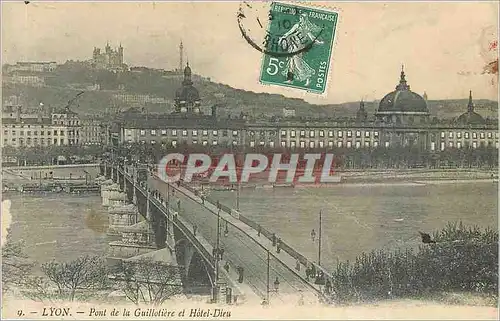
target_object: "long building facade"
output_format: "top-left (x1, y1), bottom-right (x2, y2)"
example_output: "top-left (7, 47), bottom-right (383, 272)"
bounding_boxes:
top-left (109, 64), bottom-right (499, 152)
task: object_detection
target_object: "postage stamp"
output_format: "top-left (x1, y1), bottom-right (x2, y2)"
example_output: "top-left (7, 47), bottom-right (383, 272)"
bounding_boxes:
top-left (259, 2), bottom-right (339, 94)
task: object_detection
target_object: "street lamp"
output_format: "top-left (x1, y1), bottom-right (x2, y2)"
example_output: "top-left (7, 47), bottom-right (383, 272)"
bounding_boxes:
top-left (212, 208), bottom-right (222, 303)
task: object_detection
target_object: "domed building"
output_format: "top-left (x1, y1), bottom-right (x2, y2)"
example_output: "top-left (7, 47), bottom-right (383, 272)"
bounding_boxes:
top-left (174, 63), bottom-right (201, 114)
top-left (456, 91), bottom-right (485, 125)
top-left (375, 66), bottom-right (430, 125)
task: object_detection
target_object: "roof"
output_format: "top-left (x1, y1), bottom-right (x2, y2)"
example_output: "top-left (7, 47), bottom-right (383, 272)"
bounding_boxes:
top-left (456, 111), bottom-right (486, 125)
top-left (1, 117), bottom-right (52, 125)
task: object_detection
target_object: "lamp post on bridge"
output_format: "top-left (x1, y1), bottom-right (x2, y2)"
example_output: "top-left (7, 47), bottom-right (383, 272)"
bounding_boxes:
top-left (212, 207), bottom-right (222, 303)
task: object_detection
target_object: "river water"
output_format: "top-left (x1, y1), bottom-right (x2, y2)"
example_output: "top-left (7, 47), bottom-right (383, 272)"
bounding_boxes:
top-left (5, 181), bottom-right (498, 270)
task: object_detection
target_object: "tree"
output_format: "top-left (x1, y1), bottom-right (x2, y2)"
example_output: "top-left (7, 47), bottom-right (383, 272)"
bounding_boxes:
top-left (1, 231), bottom-right (35, 294)
top-left (111, 258), bottom-right (182, 306)
top-left (40, 255), bottom-right (109, 301)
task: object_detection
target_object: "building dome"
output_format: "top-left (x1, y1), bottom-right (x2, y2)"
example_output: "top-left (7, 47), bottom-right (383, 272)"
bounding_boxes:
top-left (377, 67), bottom-right (429, 114)
top-left (174, 63), bottom-right (201, 111)
top-left (456, 91), bottom-right (485, 125)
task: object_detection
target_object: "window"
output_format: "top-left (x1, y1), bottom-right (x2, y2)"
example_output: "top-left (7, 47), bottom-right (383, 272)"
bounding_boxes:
top-left (281, 141), bottom-right (286, 147)
top-left (233, 141), bottom-right (238, 145)
top-left (260, 131), bottom-right (265, 136)
top-left (449, 142), bottom-right (454, 148)
top-left (259, 141), bottom-right (265, 146)
top-left (213, 140), bottom-right (218, 145)
top-left (161, 129), bottom-right (167, 135)
top-left (213, 130), bottom-right (218, 136)
top-left (385, 141), bottom-right (390, 148)
top-left (151, 129), bottom-right (156, 136)
top-left (373, 141), bottom-right (378, 147)
top-left (203, 130), bottom-right (208, 136)
top-left (319, 141), bottom-right (324, 148)
top-left (269, 141), bottom-right (275, 148)
top-left (27, 131), bottom-right (31, 136)
top-left (440, 142), bottom-right (445, 151)
top-left (41, 131), bottom-right (44, 136)
top-left (472, 141), bottom-right (477, 148)
top-left (365, 141), bottom-right (370, 148)
top-left (300, 130), bottom-right (306, 137)
top-left (338, 131), bottom-right (343, 138)
top-left (480, 132), bottom-right (485, 139)
top-left (54, 138), bottom-right (57, 144)
top-left (319, 130), bottom-right (325, 137)
top-left (151, 140), bottom-right (156, 144)
top-left (365, 131), bottom-right (370, 138)
top-left (20, 131), bottom-right (24, 136)
top-left (172, 129), bottom-right (177, 136)
top-left (203, 140), bottom-right (208, 146)
top-left (249, 131), bottom-right (255, 136)
top-left (346, 141), bottom-right (352, 148)
top-left (11, 131), bottom-right (15, 135)
top-left (309, 130), bottom-right (315, 138)
top-left (337, 141), bottom-right (343, 148)
top-left (347, 131), bottom-right (352, 138)
top-left (281, 130), bottom-right (287, 137)
top-left (172, 140), bottom-right (177, 147)
top-left (328, 130), bottom-right (334, 138)
top-left (465, 132), bottom-right (469, 139)
top-left (355, 141), bottom-right (361, 148)
top-left (300, 141), bottom-right (305, 148)
top-left (328, 141), bottom-right (334, 147)
top-left (182, 130), bottom-right (188, 136)
top-left (34, 131), bottom-right (38, 135)
top-left (140, 130), bottom-right (145, 136)
top-left (290, 131), bottom-right (296, 138)
top-left (487, 132), bottom-right (492, 139)
top-left (60, 139), bottom-right (64, 145)
top-left (192, 130), bottom-right (198, 137)
top-left (3, 130), bottom-right (7, 135)
top-left (472, 132), bottom-right (477, 139)
top-left (232, 130), bottom-right (238, 136)
top-left (430, 142), bottom-right (435, 151)
top-left (223, 130), bottom-right (228, 137)
top-left (250, 141), bottom-right (255, 147)
top-left (290, 141), bottom-right (296, 148)
top-left (440, 132), bottom-right (445, 138)
top-left (309, 141), bottom-right (315, 148)
top-left (356, 131), bottom-right (361, 138)
top-left (457, 132), bottom-right (462, 139)
top-left (374, 131), bottom-right (379, 137)
top-left (448, 132), bottom-right (453, 139)
top-left (457, 142), bottom-right (462, 148)
top-left (60, 130), bottom-right (64, 136)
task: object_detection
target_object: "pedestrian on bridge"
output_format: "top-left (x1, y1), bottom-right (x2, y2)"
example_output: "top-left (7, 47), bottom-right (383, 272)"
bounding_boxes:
top-left (311, 229), bottom-right (316, 242)
top-left (272, 233), bottom-right (277, 246)
top-left (193, 224), bottom-right (198, 236)
top-left (177, 199), bottom-right (181, 211)
top-left (276, 238), bottom-right (281, 254)
top-left (237, 266), bottom-right (244, 283)
top-left (201, 195), bottom-right (205, 205)
top-left (219, 248), bottom-right (225, 260)
top-left (295, 259), bottom-right (301, 271)
top-left (224, 261), bottom-right (230, 272)
top-left (217, 200), bottom-right (221, 210)
top-left (258, 225), bottom-right (261, 237)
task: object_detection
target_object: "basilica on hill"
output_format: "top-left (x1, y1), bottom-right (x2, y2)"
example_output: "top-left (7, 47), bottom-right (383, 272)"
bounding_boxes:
top-left (110, 60), bottom-right (498, 153)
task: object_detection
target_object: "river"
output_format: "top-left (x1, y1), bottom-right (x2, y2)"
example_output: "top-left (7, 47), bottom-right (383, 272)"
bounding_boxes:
top-left (4, 181), bottom-right (498, 270)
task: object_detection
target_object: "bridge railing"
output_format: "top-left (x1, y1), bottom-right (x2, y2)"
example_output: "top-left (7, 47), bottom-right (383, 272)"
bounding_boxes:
top-left (176, 180), bottom-right (332, 281)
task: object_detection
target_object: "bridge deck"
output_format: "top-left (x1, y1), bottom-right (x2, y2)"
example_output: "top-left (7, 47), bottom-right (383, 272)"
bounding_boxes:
top-left (148, 175), bottom-right (325, 305)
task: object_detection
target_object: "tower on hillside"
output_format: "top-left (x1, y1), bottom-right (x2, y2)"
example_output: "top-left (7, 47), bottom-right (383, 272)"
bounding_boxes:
top-left (179, 41), bottom-right (184, 73)
top-left (423, 91), bottom-right (428, 101)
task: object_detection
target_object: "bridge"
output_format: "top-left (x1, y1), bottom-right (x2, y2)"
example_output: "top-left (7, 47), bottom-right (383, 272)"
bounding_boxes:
top-left (100, 161), bottom-right (334, 305)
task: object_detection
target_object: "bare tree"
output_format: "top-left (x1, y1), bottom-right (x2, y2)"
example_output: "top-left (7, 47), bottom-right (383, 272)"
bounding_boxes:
top-left (2, 232), bottom-right (35, 293)
top-left (40, 255), bottom-right (109, 301)
top-left (111, 258), bottom-right (182, 306)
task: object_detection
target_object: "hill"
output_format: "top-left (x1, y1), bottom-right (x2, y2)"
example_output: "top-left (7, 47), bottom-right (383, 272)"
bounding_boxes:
top-left (2, 62), bottom-right (498, 120)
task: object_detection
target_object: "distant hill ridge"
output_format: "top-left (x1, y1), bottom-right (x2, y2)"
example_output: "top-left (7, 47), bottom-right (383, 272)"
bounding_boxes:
top-left (2, 62), bottom-right (498, 120)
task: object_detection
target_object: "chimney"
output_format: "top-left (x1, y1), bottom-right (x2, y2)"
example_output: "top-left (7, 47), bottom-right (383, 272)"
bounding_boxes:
top-left (16, 105), bottom-right (21, 122)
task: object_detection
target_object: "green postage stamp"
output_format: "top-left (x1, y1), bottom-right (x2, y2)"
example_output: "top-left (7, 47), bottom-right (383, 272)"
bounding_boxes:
top-left (259, 2), bottom-right (339, 94)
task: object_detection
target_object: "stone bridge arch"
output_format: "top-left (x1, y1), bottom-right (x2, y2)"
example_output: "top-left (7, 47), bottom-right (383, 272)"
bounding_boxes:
top-left (173, 236), bottom-right (212, 291)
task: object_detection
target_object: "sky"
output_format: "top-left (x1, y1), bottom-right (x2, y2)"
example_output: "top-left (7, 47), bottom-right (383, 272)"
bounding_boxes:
top-left (2, 1), bottom-right (499, 104)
